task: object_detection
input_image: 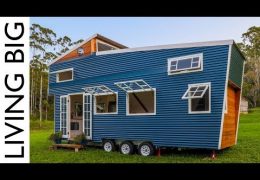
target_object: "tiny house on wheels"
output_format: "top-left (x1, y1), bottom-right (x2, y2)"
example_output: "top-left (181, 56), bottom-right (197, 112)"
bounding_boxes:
top-left (48, 34), bottom-right (245, 156)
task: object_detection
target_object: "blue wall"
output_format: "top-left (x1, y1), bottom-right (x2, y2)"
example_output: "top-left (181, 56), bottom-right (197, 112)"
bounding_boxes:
top-left (49, 45), bottom-right (229, 149)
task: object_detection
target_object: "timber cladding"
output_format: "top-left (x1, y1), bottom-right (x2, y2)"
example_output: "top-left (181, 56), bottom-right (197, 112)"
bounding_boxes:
top-left (57, 40), bottom-right (93, 63)
top-left (221, 84), bottom-right (240, 149)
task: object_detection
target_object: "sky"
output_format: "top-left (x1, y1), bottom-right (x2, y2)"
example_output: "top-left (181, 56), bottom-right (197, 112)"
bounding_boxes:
top-left (30, 17), bottom-right (260, 48)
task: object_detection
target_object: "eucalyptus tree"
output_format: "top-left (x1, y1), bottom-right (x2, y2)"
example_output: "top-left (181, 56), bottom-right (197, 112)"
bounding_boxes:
top-left (238, 26), bottom-right (260, 107)
top-left (30, 23), bottom-right (83, 127)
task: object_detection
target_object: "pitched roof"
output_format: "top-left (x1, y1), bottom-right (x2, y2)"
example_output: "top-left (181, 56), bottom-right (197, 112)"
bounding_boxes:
top-left (48, 33), bottom-right (128, 66)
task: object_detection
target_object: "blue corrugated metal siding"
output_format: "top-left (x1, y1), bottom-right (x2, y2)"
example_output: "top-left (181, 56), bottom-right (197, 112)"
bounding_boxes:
top-left (49, 45), bottom-right (229, 149)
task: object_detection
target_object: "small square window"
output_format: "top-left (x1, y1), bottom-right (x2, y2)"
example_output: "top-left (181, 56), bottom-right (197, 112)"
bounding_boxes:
top-left (94, 93), bottom-right (118, 114)
top-left (56, 69), bottom-right (73, 82)
top-left (182, 83), bottom-right (211, 113)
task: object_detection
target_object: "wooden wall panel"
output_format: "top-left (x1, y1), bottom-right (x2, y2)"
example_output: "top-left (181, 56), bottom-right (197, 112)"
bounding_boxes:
top-left (221, 85), bottom-right (240, 149)
top-left (56, 41), bottom-right (92, 63)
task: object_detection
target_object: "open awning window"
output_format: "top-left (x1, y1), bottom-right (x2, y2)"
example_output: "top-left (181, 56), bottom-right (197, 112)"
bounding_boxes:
top-left (114, 79), bottom-right (152, 92)
top-left (182, 84), bottom-right (209, 99)
top-left (83, 85), bottom-right (115, 95)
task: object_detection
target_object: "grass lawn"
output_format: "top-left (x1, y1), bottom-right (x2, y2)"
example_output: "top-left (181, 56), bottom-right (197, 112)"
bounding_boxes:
top-left (30, 108), bottom-right (260, 163)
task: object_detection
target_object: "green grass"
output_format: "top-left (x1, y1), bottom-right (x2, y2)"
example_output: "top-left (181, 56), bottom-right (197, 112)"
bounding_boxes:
top-left (30, 108), bottom-right (260, 163)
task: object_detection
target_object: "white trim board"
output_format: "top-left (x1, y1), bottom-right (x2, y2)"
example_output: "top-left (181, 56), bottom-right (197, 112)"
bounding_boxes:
top-left (97, 40), bottom-right (234, 56)
top-left (50, 68), bottom-right (73, 74)
top-left (218, 44), bottom-right (232, 149)
top-left (235, 61), bottom-right (245, 144)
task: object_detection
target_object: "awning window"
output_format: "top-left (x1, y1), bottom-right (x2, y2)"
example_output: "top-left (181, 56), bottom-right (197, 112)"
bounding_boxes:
top-left (114, 79), bottom-right (152, 92)
top-left (182, 84), bottom-right (209, 99)
top-left (83, 85), bottom-right (115, 95)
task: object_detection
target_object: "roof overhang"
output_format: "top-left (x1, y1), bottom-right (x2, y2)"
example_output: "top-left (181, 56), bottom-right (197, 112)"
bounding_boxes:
top-left (97, 39), bottom-right (234, 56)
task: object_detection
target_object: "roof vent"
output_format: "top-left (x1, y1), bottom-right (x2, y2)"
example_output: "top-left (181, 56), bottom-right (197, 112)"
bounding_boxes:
top-left (77, 47), bottom-right (84, 56)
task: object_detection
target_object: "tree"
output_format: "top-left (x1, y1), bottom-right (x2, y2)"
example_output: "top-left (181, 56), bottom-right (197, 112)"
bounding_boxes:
top-left (238, 26), bottom-right (260, 107)
top-left (30, 23), bottom-right (83, 127)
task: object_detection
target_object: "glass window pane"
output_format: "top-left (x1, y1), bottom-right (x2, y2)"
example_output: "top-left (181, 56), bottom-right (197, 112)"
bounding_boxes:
top-left (95, 94), bottom-right (117, 114)
top-left (171, 61), bottom-right (177, 66)
top-left (192, 62), bottom-right (199, 67)
top-left (170, 65), bottom-right (177, 71)
top-left (189, 91), bottom-right (195, 96)
top-left (171, 66), bottom-right (177, 71)
top-left (190, 87), bottom-right (197, 91)
top-left (191, 89), bottom-right (209, 111)
top-left (177, 59), bottom-right (192, 70)
top-left (198, 86), bottom-right (206, 91)
top-left (193, 57), bottom-right (199, 62)
top-left (169, 55), bottom-right (202, 74)
top-left (194, 91), bottom-right (203, 97)
top-left (128, 91), bottom-right (155, 114)
top-left (58, 70), bottom-right (72, 82)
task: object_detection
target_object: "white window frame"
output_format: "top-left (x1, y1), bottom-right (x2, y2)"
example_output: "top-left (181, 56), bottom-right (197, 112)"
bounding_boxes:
top-left (182, 84), bottom-right (209, 99)
top-left (96, 39), bottom-right (119, 52)
top-left (126, 88), bottom-right (156, 116)
top-left (83, 85), bottom-right (115, 95)
top-left (224, 93), bottom-right (228, 114)
top-left (115, 79), bottom-right (152, 92)
top-left (187, 82), bottom-right (211, 114)
top-left (54, 68), bottom-right (74, 83)
top-left (168, 53), bottom-right (203, 75)
top-left (94, 92), bottom-right (118, 115)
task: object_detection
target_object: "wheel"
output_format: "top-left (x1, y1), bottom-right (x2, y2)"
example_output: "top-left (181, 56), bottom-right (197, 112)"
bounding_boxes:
top-left (103, 140), bottom-right (116, 152)
top-left (119, 141), bottom-right (134, 155)
top-left (138, 142), bottom-right (155, 156)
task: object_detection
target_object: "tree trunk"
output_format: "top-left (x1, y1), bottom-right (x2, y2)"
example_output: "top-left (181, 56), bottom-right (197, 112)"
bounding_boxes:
top-left (45, 106), bottom-right (48, 121)
top-left (39, 73), bottom-right (43, 128)
top-left (30, 68), bottom-right (33, 115)
top-left (46, 79), bottom-right (49, 121)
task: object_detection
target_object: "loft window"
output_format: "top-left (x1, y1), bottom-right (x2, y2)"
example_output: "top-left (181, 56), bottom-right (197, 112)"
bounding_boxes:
top-left (56, 68), bottom-right (73, 82)
top-left (94, 93), bottom-right (118, 114)
top-left (97, 40), bottom-right (118, 52)
top-left (127, 89), bottom-right (156, 115)
top-left (168, 53), bottom-right (203, 75)
top-left (182, 83), bottom-right (211, 113)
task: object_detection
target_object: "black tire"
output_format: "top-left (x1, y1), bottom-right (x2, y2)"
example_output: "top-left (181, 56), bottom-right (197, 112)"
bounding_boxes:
top-left (119, 141), bottom-right (134, 155)
top-left (103, 140), bottom-right (116, 152)
top-left (138, 142), bottom-right (155, 156)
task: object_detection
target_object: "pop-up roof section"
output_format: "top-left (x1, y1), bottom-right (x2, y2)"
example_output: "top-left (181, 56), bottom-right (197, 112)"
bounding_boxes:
top-left (48, 33), bottom-right (128, 66)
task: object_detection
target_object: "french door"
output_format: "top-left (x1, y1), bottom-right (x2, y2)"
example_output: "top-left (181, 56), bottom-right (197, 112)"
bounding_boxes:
top-left (60, 95), bottom-right (68, 138)
top-left (84, 93), bottom-right (92, 139)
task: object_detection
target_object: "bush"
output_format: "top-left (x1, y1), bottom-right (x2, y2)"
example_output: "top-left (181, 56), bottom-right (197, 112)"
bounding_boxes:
top-left (48, 131), bottom-right (62, 144)
top-left (73, 133), bottom-right (87, 146)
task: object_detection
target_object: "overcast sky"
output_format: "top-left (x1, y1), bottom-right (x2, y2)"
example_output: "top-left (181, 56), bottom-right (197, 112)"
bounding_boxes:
top-left (30, 17), bottom-right (260, 48)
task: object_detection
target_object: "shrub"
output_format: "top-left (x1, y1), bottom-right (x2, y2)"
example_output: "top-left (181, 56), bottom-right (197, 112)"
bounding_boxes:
top-left (73, 133), bottom-right (87, 146)
top-left (48, 131), bottom-right (62, 144)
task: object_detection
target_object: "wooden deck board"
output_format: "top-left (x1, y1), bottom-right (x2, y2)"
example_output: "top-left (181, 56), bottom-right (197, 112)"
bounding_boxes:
top-left (50, 144), bottom-right (84, 152)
